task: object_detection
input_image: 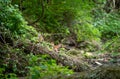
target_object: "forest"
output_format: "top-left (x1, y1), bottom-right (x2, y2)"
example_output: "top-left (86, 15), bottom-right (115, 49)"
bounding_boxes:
top-left (0, 0), bottom-right (120, 79)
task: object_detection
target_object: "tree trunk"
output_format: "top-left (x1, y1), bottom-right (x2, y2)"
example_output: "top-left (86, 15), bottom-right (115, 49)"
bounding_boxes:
top-left (104, 0), bottom-right (120, 13)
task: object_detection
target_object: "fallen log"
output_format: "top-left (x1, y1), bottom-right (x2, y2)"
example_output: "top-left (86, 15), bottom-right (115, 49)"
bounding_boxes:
top-left (22, 42), bottom-right (90, 72)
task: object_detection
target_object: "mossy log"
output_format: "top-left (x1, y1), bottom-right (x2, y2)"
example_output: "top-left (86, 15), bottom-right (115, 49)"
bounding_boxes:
top-left (22, 42), bottom-right (89, 72)
top-left (41, 65), bottom-right (120, 79)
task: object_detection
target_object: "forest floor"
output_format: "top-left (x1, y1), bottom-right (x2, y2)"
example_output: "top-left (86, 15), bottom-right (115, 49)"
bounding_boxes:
top-left (30, 40), bottom-right (120, 70)
top-left (59, 46), bottom-right (120, 69)
top-left (17, 40), bottom-right (120, 79)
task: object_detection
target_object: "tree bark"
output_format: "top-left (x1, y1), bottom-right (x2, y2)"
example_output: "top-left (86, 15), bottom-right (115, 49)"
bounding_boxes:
top-left (104, 0), bottom-right (120, 13)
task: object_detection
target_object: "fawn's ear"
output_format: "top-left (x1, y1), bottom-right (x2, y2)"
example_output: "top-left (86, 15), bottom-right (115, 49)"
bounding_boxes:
top-left (51, 42), bottom-right (54, 46)
top-left (38, 33), bottom-right (44, 42)
top-left (59, 44), bottom-right (62, 47)
top-left (38, 34), bottom-right (42, 38)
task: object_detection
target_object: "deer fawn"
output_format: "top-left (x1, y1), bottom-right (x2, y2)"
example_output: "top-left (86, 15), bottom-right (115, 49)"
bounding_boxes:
top-left (51, 42), bottom-right (62, 52)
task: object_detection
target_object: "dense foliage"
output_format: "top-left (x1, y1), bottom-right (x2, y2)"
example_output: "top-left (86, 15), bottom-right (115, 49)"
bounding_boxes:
top-left (0, 0), bottom-right (120, 79)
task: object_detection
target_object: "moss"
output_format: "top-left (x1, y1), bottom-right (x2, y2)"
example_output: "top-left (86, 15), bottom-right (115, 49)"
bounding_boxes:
top-left (87, 65), bottom-right (120, 79)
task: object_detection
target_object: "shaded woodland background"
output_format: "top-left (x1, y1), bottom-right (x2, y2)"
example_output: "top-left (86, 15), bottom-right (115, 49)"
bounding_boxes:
top-left (0, 0), bottom-right (120, 79)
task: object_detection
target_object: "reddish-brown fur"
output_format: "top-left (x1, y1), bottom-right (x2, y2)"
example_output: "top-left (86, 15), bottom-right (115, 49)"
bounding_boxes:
top-left (51, 42), bottom-right (62, 52)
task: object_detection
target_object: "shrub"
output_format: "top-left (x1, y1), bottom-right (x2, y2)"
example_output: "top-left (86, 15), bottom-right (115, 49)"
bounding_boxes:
top-left (0, 0), bottom-right (26, 34)
top-left (0, 0), bottom-right (38, 40)
top-left (74, 22), bottom-right (101, 42)
top-left (27, 54), bottom-right (73, 79)
top-left (93, 8), bottom-right (120, 39)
